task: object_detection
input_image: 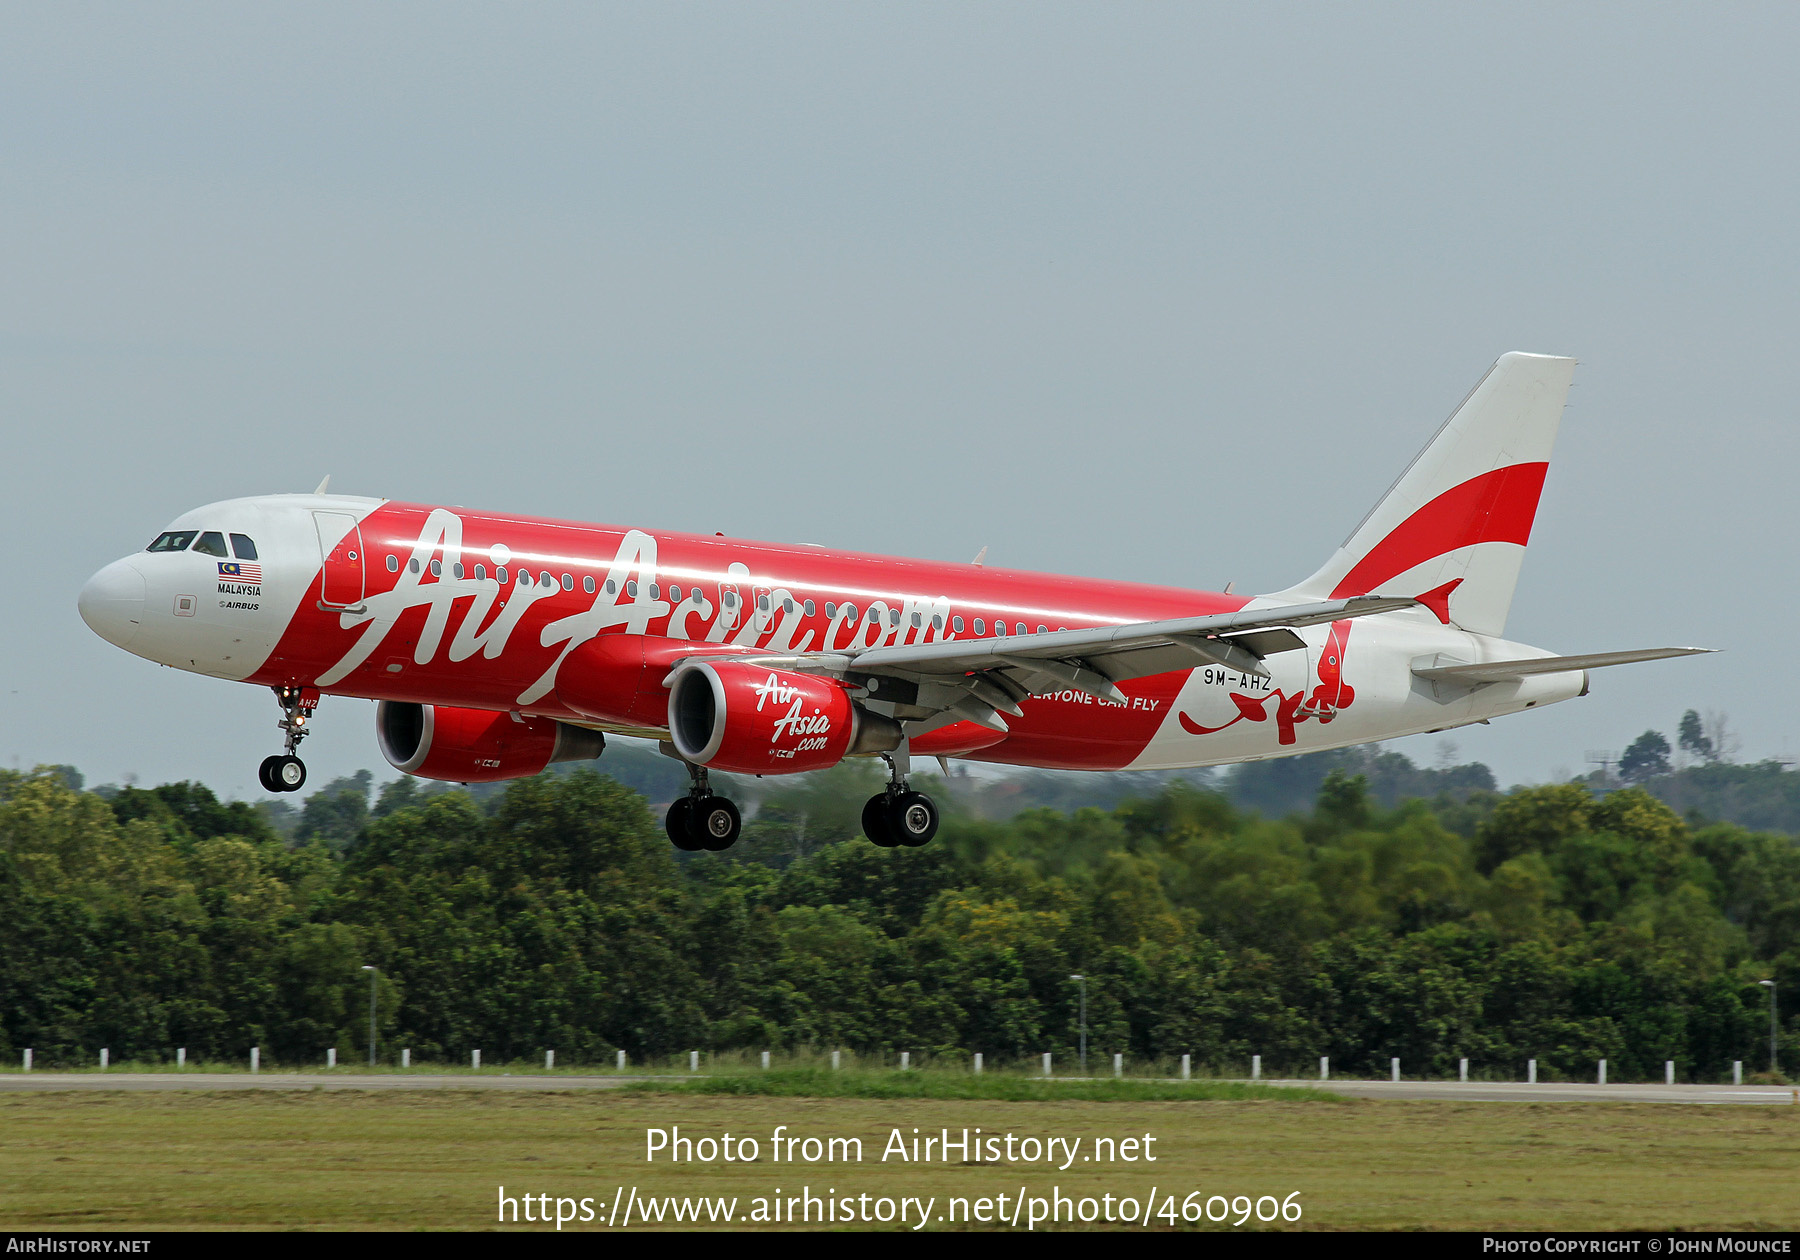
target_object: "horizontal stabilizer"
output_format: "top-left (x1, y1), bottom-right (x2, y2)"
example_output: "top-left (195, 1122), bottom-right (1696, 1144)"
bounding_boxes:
top-left (1413, 646), bottom-right (1714, 684)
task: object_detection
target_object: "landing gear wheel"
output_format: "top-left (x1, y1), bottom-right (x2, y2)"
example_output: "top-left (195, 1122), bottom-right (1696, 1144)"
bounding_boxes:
top-left (263, 755), bottom-right (307, 793)
top-left (665, 797), bottom-right (703, 852)
top-left (887, 790), bottom-right (938, 847)
top-left (862, 793), bottom-right (900, 847)
top-left (695, 797), bottom-right (741, 851)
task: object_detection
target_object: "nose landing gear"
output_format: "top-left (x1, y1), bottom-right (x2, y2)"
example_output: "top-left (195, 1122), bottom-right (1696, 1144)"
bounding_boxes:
top-left (862, 751), bottom-right (938, 848)
top-left (664, 760), bottom-right (742, 852)
top-left (259, 685), bottom-right (317, 793)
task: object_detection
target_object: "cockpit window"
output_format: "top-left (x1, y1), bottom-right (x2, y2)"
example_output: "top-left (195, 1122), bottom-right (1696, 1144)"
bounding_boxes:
top-left (146, 530), bottom-right (198, 553)
top-left (192, 531), bottom-right (229, 558)
top-left (229, 533), bottom-right (258, 560)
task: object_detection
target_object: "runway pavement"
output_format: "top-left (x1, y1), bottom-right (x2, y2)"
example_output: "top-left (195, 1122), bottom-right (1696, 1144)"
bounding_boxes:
top-left (1260, 1078), bottom-right (1800, 1105)
top-left (0, 1072), bottom-right (647, 1092)
top-left (1, 1072), bottom-right (1795, 1103)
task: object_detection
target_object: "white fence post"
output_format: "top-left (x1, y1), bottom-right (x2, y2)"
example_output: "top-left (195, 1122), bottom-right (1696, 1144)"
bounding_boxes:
top-left (831, 1050), bottom-right (840, 1071)
top-left (546, 1050), bottom-right (555, 1070)
top-left (22, 1049), bottom-right (30, 1073)
top-left (1251, 1054), bottom-right (1260, 1081)
top-left (973, 1053), bottom-right (983, 1075)
top-left (900, 1051), bottom-right (910, 1070)
top-left (1734, 1060), bottom-right (1743, 1085)
top-left (1459, 1058), bottom-right (1468, 1082)
top-left (1391, 1057), bottom-right (1400, 1083)
top-left (1528, 1058), bottom-right (1537, 1084)
top-left (1320, 1056), bottom-right (1329, 1081)
top-left (472, 1049), bottom-right (480, 1071)
top-left (1181, 1054), bottom-right (1190, 1081)
top-left (250, 1047), bottom-right (259, 1074)
top-left (401, 1048), bottom-right (410, 1069)
top-left (176, 1047), bottom-right (185, 1070)
top-left (327, 1048), bottom-right (336, 1069)
top-left (617, 1050), bottom-right (626, 1071)
top-left (99, 1048), bottom-right (108, 1071)
top-left (1113, 1053), bottom-right (1122, 1078)
top-left (1665, 1060), bottom-right (1674, 1086)
top-left (689, 1051), bottom-right (699, 1072)
top-left (761, 1051), bottom-right (770, 1070)
top-left (1598, 1059), bottom-right (1607, 1085)
top-left (1042, 1052), bottom-right (1052, 1077)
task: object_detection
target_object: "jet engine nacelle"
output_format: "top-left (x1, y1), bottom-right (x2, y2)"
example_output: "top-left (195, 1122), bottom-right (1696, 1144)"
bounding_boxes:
top-left (668, 662), bottom-right (899, 774)
top-left (376, 701), bottom-right (605, 783)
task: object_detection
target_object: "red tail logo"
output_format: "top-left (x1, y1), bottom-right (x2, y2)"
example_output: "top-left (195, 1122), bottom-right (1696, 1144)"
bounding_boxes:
top-left (1178, 619), bottom-right (1357, 746)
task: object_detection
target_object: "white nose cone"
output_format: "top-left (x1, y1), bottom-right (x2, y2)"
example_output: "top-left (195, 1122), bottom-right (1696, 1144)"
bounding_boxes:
top-left (79, 559), bottom-right (146, 649)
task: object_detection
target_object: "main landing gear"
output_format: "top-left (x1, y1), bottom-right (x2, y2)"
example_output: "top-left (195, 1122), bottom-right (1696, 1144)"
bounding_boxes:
top-left (665, 761), bottom-right (742, 853)
top-left (258, 685), bottom-right (315, 794)
top-left (862, 752), bottom-right (939, 849)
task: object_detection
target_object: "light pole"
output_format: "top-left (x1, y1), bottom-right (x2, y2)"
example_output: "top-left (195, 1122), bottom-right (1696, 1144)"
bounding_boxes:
top-left (1070, 974), bottom-right (1086, 1073)
top-left (1760, 980), bottom-right (1778, 1075)
top-left (362, 966), bottom-right (378, 1067)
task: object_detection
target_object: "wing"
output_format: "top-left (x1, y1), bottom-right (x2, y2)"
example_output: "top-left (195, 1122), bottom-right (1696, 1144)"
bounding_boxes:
top-left (725, 594), bottom-right (1420, 735)
top-left (1412, 646), bottom-right (1714, 685)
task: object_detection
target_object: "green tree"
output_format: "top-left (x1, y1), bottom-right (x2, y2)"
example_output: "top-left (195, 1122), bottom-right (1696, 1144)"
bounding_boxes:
top-left (1620, 731), bottom-right (1672, 784)
top-left (1678, 709), bottom-right (1716, 764)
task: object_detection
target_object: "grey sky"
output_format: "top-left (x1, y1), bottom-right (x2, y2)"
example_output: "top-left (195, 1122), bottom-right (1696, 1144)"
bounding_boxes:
top-left (4, 3), bottom-right (1794, 796)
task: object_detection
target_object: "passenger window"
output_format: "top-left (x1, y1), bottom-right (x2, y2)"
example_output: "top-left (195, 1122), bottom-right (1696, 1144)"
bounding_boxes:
top-left (1037, 625), bottom-right (1048, 634)
top-left (193, 531), bottom-right (229, 558)
top-left (825, 602), bottom-right (837, 618)
top-left (911, 612), bottom-right (922, 628)
top-left (974, 618), bottom-right (985, 635)
top-left (843, 603), bottom-right (857, 621)
top-left (627, 580), bottom-right (639, 597)
top-left (475, 564), bottom-right (487, 581)
top-left (540, 570), bottom-right (552, 587)
top-left (669, 584), bottom-right (682, 601)
top-left (952, 616), bottom-right (963, 633)
top-left (409, 558), bottom-right (421, 574)
top-left (229, 534), bottom-right (258, 560)
top-left (429, 559), bottom-right (441, 577)
top-left (453, 562), bottom-right (465, 579)
top-left (804, 599), bottom-right (816, 617)
top-left (583, 575), bottom-right (595, 594)
top-left (562, 573), bottom-right (573, 591)
top-left (146, 530), bottom-right (198, 553)
top-left (932, 614), bottom-right (943, 630)
top-left (386, 555), bottom-right (399, 572)
top-left (496, 566), bottom-right (508, 583)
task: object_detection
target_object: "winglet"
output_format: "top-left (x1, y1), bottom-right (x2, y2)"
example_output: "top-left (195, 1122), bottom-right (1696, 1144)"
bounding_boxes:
top-left (314, 475), bottom-right (332, 495)
top-left (971, 546), bottom-right (987, 567)
top-left (1416, 578), bottom-right (1462, 625)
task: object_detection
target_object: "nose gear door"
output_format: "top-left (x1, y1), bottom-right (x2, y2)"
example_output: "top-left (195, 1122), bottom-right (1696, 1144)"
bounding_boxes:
top-left (313, 512), bottom-right (366, 609)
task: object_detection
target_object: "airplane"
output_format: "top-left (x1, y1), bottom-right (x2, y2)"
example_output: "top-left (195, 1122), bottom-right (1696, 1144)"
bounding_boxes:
top-left (79, 353), bottom-right (1709, 852)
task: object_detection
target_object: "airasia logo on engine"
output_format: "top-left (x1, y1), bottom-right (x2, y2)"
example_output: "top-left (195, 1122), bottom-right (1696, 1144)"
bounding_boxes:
top-left (755, 671), bottom-right (834, 756)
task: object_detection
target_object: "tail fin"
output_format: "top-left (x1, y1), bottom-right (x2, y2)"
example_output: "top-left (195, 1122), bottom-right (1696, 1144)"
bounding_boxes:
top-left (1275, 351), bottom-right (1576, 637)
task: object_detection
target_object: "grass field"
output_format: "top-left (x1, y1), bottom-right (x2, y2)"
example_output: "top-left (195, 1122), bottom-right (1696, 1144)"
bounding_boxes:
top-left (3, 1086), bottom-right (1797, 1231)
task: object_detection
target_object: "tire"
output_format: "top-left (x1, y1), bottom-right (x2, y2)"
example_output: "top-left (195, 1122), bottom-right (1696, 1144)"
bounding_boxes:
top-left (666, 797), bottom-right (703, 851)
top-left (696, 797), bottom-right (741, 851)
top-left (887, 790), bottom-right (938, 847)
top-left (275, 755), bottom-right (307, 793)
top-left (862, 793), bottom-right (899, 847)
top-left (258, 756), bottom-right (283, 793)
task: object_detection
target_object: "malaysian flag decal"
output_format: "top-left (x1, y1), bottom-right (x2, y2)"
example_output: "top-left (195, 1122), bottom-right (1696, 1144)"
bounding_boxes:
top-left (219, 561), bottom-right (262, 583)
